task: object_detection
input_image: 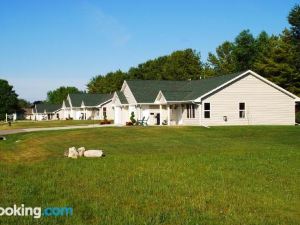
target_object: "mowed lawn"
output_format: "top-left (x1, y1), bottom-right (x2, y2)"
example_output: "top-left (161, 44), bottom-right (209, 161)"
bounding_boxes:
top-left (0, 126), bottom-right (299, 225)
top-left (0, 120), bottom-right (99, 130)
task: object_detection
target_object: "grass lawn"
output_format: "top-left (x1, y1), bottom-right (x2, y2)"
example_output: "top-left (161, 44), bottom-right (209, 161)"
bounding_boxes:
top-left (0, 120), bottom-right (99, 130)
top-left (0, 126), bottom-right (299, 225)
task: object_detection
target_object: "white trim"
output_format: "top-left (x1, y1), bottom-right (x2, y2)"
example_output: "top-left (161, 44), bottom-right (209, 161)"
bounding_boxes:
top-left (67, 94), bottom-right (72, 108)
top-left (120, 81), bottom-right (127, 92)
top-left (52, 108), bottom-right (62, 113)
top-left (120, 80), bottom-right (138, 104)
top-left (62, 100), bottom-right (66, 109)
top-left (195, 70), bottom-right (298, 102)
top-left (98, 99), bottom-right (113, 107)
top-left (154, 91), bottom-right (167, 104)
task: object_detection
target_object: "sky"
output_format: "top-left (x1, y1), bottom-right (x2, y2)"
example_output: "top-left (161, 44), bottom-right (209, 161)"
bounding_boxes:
top-left (0, 0), bottom-right (298, 102)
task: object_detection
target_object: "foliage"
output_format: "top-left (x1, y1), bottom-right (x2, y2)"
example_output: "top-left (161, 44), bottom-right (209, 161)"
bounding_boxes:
top-left (203, 5), bottom-right (300, 96)
top-left (130, 112), bottom-right (136, 124)
top-left (84, 5), bottom-right (299, 96)
top-left (207, 41), bottom-right (236, 76)
top-left (87, 49), bottom-right (203, 94)
top-left (0, 79), bottom-right (19, 120)
top-left (128, 49), bottom-right (202, 80)
top-left (87, 70), bottom-right (127, 94)
top-left (0, 126), bottom-right (299, 224)
top-left (254, 30), bottom-right (300, 94)
top-left (17, 98), bottom-right (31, 108)
top-left (47, 86), bottom-right (82, 104)
top-left (288, 4), bottom-right (300, 40)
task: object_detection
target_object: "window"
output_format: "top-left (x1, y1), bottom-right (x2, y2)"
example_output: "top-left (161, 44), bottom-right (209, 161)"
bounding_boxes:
top-left (186, 104), bottom-right (196, 118)
top-left (204, 103), bottom-right (210, 118)
top-left (239, 103), bottom-right (245, 118)
top-left (103, 107), bottom-right (107, 118)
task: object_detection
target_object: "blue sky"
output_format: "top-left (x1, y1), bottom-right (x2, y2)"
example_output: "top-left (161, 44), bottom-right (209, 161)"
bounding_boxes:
top-left (0, 0), bottom-right (298, 101)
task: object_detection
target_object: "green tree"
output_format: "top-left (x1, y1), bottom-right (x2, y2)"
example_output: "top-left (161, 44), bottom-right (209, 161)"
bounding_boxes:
top-left (232, 30), bottom-right (257, 71)
top-left (254, 30), bottom-right (300, 94)
top-left (207, 41), bottom-right (236, 75)
top-left (47, 86), bottom-right (82, 104)
top-left (288, 4), bottom-right (300, 40)
top-left (18, 98), bottom-right (31, 108)
top-left (87, 70), bottom-right (128, 94)
top-left (163, 49), bottom-right (203, 80)
top-left (288, 4), bottom-right (300, 86)
top-left (0, 79), bottom-right (19, 120)
top-left (128, 49), bottom-right (203, 80)
top-left (128, 56), bottom-right (168, 80)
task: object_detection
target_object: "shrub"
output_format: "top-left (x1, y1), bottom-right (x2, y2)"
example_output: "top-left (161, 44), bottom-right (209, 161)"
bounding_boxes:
top-left (130, 112), bottom-right (136, 124)
top-left (296, 112), bottom-right (300, 123)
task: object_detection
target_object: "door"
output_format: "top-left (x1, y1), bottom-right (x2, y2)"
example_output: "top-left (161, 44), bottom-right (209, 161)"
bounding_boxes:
top-left (115, 106), bottom-right (121, 124)
top-left (156, 113), bottom-right (160, 125)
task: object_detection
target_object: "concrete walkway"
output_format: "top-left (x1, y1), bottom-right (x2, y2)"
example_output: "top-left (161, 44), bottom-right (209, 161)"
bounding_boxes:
top-left (0, 124), bottom-right (116, 136)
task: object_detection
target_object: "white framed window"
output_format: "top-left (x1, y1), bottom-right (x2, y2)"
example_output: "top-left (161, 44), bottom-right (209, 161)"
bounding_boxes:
top-left (186, 104), bottom-right (195, 118)
top-left (239, 103), bottom-right (245, 118)
top-left (204, 103), bottom-right (210, 118)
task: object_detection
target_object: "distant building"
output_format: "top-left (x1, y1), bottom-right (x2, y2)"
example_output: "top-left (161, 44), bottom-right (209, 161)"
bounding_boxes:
top-left (32, 104), bottom-right (61, 120)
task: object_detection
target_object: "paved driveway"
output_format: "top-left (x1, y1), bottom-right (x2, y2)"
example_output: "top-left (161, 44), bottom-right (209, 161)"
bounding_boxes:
top-left (0, 124), bottom-right (116, 136)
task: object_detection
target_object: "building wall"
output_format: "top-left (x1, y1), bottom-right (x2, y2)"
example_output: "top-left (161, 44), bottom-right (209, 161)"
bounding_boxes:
top-left (140, 105), bottom-right (161, 125)
top-left (99, 101), bottom-right (114, 120)
top-left (123, 84), bottom-right (137, 104)
top-left (121, 106), bottom-right (129, 124)
top-left (201, 74), bottom-right (295, 126)
top-left (181, 104), bottom-right (200, 125)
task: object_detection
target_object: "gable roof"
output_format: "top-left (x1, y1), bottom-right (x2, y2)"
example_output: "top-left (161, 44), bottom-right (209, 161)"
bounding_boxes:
top-left (125, 70), bottom-right (299, 103)
top-left (68, 93), bottom-right (113, 107)
top-left (35, 104), bottom-right (61, 113)
top-left (125, 71), bottom-right (244, 103)
top-left (115, 91), bottom-right (128, 104)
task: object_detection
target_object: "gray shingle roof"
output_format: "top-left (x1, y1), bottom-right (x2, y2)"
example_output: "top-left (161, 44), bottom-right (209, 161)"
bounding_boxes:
top-left (35, 104), bottom-right (61, 113)
top-left (125, 71), bottom-right (246, 103)
top-left (69, 93), bottom-right (113, 107)
top-left (116, 91), bottom-right (128, 104)
top-left (64, 100), bottom-right (70, 108)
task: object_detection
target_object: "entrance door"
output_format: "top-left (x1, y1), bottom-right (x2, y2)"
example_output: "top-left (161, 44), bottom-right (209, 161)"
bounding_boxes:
top-left (115, 106), bottom-right (121, 124)
top-left (156, 113), bottom-right (160, 125)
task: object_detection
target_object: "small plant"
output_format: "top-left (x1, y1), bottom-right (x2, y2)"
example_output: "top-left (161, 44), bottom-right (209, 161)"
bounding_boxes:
top-left (130, 112), bottom-right (136, 125)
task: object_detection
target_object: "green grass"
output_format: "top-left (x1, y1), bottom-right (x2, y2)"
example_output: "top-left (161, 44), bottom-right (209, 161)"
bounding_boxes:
top-left (0, 126), bottom-right (299, 225)
top-left (0, 120), bottom-right (99, 130)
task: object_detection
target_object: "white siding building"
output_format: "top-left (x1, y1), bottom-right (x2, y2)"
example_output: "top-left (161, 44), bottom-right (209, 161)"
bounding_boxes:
top-left (112, 70), bottom-right (299, 126)
top-left (62, 93), bottom-right (114, 120)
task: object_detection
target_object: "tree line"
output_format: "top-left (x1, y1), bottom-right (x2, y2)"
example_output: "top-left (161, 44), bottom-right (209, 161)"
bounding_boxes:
top-left (87, 4), bottom-right (300, 96)
top-left (1, 4), bottom-right (299, 120)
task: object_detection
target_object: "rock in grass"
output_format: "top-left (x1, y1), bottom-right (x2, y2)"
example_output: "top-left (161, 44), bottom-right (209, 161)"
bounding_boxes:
top-left (0, 136), bottom-right (6, 141)
top-left (77, 147), bottom-right (85, 157)
top-left (68, 147), bottom-right (78, 159)
top-left (83, 150), bottom-right (104, 158)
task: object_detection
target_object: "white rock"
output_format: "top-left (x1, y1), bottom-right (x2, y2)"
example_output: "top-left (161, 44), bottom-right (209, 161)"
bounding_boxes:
top-left (77, 147), bottom-right (85, 157)
top-left (83, 150), bottom-right (104, 158)
top-left (70, 154), bottom-right (78, 159)
top-left (68, 147), bottom-right (78, 158)
top-left (64, 150), bottom-right (69, 157)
